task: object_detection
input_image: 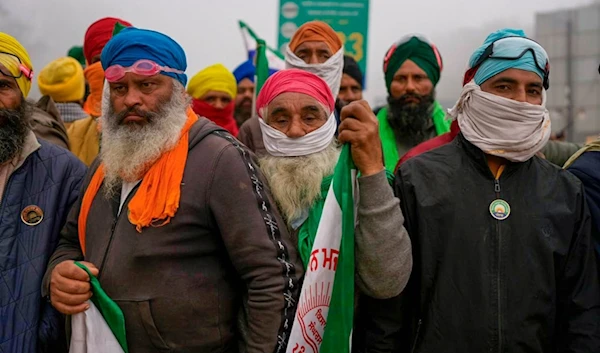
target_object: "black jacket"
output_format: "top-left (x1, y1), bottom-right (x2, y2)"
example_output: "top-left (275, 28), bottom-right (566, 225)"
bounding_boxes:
top-left (354, 134), bottom-right (600, 353)
top-left (568, 150), bottom-right (600, 261)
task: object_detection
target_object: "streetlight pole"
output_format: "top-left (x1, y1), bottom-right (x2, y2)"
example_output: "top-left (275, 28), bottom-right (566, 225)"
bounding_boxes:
top-left (565, 12), bottom-right (575, 141)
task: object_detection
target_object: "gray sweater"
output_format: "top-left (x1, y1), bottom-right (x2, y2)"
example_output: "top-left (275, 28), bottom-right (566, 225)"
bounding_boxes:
top-left (355, 170), bottom-right (413, 299)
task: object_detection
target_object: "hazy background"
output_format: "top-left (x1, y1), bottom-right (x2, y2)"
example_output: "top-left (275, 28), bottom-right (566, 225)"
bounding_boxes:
top-left (0, 0), bottom-right (592, 107)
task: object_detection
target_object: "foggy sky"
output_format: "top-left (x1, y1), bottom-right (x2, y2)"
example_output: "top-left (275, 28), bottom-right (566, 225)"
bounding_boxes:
top-left (0, 0), bottom-right (593, 105)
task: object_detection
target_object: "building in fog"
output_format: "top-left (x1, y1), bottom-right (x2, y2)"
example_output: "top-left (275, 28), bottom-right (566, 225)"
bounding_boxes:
top-left (536, 2), bottom-right (600, 142)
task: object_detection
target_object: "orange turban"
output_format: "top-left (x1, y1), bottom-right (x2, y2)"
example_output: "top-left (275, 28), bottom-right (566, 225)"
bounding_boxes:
top-left (289, 21), bottom-right (342, 53)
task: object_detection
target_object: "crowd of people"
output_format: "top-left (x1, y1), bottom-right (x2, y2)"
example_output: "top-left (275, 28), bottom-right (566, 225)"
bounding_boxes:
top-left (1, 14), bottom-right (600, 353)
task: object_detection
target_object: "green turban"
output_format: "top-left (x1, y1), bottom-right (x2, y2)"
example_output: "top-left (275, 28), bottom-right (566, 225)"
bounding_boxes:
top-left (67, 45), bottom-right (86, 68)
top-left (383, 36), bottom-right (443, 94)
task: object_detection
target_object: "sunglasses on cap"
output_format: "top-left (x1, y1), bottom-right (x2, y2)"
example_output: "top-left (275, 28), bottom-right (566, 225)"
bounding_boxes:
top-left (383, 34), bottom-right (443, 73)
top-left (0, 52), bottom-right (33, 80)
top-left (105, 59), bottom-right (184, 82)
top-left (471, 36), bottom-right (550, 90)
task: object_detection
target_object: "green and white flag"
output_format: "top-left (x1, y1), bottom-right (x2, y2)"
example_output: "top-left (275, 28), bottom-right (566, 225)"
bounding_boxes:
top-left (238, 20), bottom-right (285, 72)
top-left (239, 20), bottom-right (285, 114)
top-left (69, 262), bottom-right (128, 353)
top-left (287, 145), bottom-right (357, 353)
top-left (255, 38), bottom-right (270, 95)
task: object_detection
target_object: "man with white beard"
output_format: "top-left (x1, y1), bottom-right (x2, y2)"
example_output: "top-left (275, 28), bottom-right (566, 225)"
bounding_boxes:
top-left (255, 69), bottom-right (412, 303)
top-left (42, 27), bottom-right (303, 353)
top-left (238, 20), bottom-right (344, 157)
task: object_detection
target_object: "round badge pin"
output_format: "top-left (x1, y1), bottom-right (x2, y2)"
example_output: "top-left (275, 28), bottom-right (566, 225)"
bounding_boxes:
top-left (489, 199), bottom-right (510, 221)
top-left (21, 205), bottom-right (44, 226)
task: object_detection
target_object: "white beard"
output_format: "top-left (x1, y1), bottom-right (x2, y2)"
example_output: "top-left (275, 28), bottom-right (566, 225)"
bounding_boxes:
top-left (99, 80), bottom-right (190, 198)
top-left (259, 141), bottom-right (340, 227)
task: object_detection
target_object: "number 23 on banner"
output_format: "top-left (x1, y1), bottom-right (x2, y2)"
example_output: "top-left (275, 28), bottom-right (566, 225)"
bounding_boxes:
top-left (337, 32), bottom-right (364, 62)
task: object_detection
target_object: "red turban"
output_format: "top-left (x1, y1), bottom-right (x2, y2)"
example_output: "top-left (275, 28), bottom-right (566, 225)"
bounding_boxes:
top-left (256, 69), bottom-right (335, 118)
top-left (83, 17), bottom-right (132, 64)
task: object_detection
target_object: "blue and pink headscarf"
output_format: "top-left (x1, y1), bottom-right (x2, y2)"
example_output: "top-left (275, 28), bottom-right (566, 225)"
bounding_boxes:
top-left (101, 27), bottom-right (187, 86)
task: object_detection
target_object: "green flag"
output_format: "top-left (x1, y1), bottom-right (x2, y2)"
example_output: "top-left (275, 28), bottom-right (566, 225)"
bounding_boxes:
top-left (70, 262), bottom-right (128, 353)
top-left (112, 22), bottom-right (128, 37)
top-left (288, 145), bottom-right (356, 353)
top-left (255, 38), bottom-right (270, 95)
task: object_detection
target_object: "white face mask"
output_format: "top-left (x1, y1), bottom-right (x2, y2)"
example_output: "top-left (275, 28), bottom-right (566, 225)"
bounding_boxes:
top-left (285, 47), bottom-right (344, 97)
top-left (258, 112), bottom-right (337, 157)
top-left (448, 81), bottom-right (551, 162)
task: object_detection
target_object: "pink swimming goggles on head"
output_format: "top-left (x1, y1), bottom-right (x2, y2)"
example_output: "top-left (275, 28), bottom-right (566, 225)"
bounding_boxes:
top-left (0, 52), bottom-right (34, 80)
top-left (104, 59), bottom-right (184, 82)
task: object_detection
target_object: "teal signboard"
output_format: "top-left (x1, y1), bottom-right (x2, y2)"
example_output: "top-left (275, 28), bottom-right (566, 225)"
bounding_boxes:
top-left (277, 0), bottom-right (370, 78)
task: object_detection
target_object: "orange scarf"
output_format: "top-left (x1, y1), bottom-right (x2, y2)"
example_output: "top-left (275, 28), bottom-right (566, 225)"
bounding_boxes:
top-left (83, 62), bottom-right (105, 117)
top-left (78, 108), bottom-right (198, 254)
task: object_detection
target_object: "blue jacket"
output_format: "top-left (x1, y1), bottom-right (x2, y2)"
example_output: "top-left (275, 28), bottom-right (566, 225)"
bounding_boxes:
top-left (0, 139), bottom-right (86, 353)
top-left (568, 150), bottom-right (600, 258)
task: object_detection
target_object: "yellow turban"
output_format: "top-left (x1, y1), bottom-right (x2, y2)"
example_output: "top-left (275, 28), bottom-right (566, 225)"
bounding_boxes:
top-left (38, 57), bottom-right (85, 102)
top-left (187, 63), bottom-right (237, 100)
top-left (0, 32), bottom-right (33, 98)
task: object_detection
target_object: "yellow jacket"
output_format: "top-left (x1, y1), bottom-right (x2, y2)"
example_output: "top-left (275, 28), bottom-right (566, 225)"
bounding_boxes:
top-left (67, 116), bottom-right (99, 166)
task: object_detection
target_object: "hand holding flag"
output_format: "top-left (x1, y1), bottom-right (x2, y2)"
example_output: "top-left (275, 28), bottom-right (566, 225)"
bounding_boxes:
top-left (286, 145), bottom-right (357, 353)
